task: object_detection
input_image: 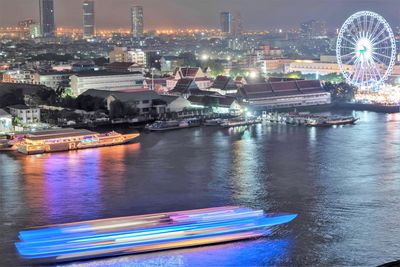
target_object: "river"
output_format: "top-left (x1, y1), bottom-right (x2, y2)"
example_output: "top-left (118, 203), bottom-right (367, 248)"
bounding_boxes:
top-left (1, 111), bottom-right (400, 266)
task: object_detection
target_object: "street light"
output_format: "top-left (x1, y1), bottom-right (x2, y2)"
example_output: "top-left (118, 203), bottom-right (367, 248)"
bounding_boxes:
top-left (151, 67), bottom-right (155, 91)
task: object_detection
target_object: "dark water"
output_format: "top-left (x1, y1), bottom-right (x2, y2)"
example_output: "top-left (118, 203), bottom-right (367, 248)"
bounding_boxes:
top-left (1, 111), bottom-right (400, 266)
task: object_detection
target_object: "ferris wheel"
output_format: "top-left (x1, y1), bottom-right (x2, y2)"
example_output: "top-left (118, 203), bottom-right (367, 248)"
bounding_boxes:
top-left (336, 11), bottom-right (396, 89)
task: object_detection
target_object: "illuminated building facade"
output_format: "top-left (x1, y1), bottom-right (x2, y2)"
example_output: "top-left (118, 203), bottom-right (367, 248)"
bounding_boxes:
top-left (70, 72), bottom-right (145, 95)
top-left (83, 0), bottom-right (95, 38)
top-left (9, 105), bottom-right (41, 124)
top-left (131, 6), bottom-right (144, 38)
top-left (109, 47), bottom-right (147, 65)
top-left (39, 0), bottom-right (55, 37)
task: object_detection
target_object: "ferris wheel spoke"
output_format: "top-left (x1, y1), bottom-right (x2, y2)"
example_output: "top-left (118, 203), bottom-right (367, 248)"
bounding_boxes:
top-left (372, 35), bottom-right (391, 46)
top-left (340, 51), bottom-right (355, 58)
top-left (346, 20), bottom-right (361, 40)
top-left (370, 60), bottom-right (383, 81)
top-left (371, 56), bottom-right (386, 68)
top-left (340, 45), bottom-right (357, 50)
top-left (372, 52), bottom-right (392, 61)
top-left (369, 20), bottom-right (382, 41)
top-left (373, 46), bottom-right (393, 50)
top-left (366, 16), bottom-right (375, 39)
top-left (344, 55), bottom-right (357, 65)
top-left (352, 61), bottom-right (362, 84)
top-left (368, 60), bottom-right (381, 81)
top-left (341, 36), bottom-right (356, 46)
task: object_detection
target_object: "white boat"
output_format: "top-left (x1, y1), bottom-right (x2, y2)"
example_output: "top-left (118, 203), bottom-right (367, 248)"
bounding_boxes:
top-left (146, 118), bottom-right (201, 131)
top-left (221, 117), bottom-right (262, 128)
top-left (17, 129), bottom-right (139, 155)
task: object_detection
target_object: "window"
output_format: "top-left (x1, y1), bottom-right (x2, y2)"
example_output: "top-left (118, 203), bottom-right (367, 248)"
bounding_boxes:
top-left (142, 108), bottom-right (149, 112)
top-left (142, 100), bottom-right (150, 104)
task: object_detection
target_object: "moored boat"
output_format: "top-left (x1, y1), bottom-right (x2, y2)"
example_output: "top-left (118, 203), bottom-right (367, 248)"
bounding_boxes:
top-left (203, 118), bottom-right (225, 126)
top-left (17, 129), bottom-right (139, 155)
top-left (306, 116), bottom-right (359, 127)
top-left (146, 118), bottom-right (201, 131)
top-left (221, 117), bottom-right (262, 128)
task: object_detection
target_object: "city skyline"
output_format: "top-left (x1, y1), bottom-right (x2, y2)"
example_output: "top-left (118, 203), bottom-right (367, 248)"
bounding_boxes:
top-left (0, 0), bottom-right (400, 30)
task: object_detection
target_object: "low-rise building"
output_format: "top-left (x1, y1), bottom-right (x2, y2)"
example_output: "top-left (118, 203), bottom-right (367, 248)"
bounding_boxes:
top-left (70, 71), bottom-right (145, 95)
top-left (0, 109), bottom-right (12, 133)
top-left (144, 78), bottom-right (168, 93)
top-left (8, 105), bottom-right (41, 124)
top-left (2, 70), bottom-right (33, 84)
top-left (33, 71), bottom-right (73, 90)
top-left (81, 89), bottom-right (191, 116)
top-left (188, 95), bottom-right (242, 115)
top-left (104, 62), bottom-right (145, 73)
top-left (160, 56), bottom-right (185, 74)
top-left (241, 80), bottom-right (331, 109)
top-left (207, 75), bottom-right (238, 95)
top-left (288, 59), bottom-right (353, 76)
top-left (109, 47), bottom-right (147, 65)
top-left (166, 67), bottom-right (212, 91)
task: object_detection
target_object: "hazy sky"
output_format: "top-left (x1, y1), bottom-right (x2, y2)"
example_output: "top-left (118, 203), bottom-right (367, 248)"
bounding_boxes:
top-left (0, 0), bottom-right (399, 30)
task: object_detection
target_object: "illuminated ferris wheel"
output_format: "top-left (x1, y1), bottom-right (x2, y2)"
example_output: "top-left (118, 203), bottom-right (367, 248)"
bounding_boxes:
top-left (336, 11), bottom-right (396, 89)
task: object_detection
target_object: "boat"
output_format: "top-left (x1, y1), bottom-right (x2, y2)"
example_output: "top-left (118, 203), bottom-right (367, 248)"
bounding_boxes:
top-left (146, 118), bottom-right (201, 131)
top-left (306, 116), bottom-right (359, 127)
top-left (203, 118), bottom-right (225, 126)
top-left (325, 116), bottom-right (359, 126)
top-left (15, 206), bottom-right (297, 263)
top-left (0, 134), bottom-right (26, 151)
top-left (17, 129), bottom-right (139, 155)
top-left (221, 117), bottom-right (262, 128)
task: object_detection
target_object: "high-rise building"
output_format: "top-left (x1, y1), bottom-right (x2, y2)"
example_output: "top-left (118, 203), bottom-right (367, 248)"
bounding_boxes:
top-left (83, 0), bottom-right (95, 38)
top-left (131, 6), bottom-right (144, 38)
top-left (18, 19), bottom-right (36, 39)
top-left (220, 12), bottom-right (231, 34)
top-left (300, 20), bottom-right (327, 39)
top-left (231, 11), bottom-right (243, 36)
top-left (39, 0), bottom-right (55, 38)
top-left (29, 24), bottom-right (41, 39)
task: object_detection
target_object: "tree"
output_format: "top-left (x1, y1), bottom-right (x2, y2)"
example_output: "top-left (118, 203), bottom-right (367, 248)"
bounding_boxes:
top-left (179, 52), bottom-right (199, 67)
top-left (109, 100), bottom-right (125, 119)
top-left (208, 61), bottom-right (225, 77)
top-left (323, 82), bottom-right (356, 102)
top-left (229, 68), bottom-right (245, 78)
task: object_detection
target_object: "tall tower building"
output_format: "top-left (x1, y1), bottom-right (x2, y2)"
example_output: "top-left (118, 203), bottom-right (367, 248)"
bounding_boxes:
top-left (232, 11), bottom-right (243, 36)
top-left (131, 6), bottom-right (144, 38)
top-left (39, 0), bottom-right (55, 37)
top-left (220, 12), bottom-right (231, 34)
top-left (83, 0), bottom-right (95, 38)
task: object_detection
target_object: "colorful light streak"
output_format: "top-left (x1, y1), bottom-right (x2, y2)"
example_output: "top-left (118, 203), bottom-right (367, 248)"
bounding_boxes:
top-left (15, 207), bottom-right (296, 263)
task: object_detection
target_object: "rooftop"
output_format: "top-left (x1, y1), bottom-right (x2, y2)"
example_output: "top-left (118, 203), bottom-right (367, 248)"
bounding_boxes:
top-left (242, 79), bottom-right (325, 99)
top-left (8, 104), bottom-right (39, 110)
top-left (0, 109), bottom-right (11, 117)
top-left (73, 71), bottom-right (143, 77)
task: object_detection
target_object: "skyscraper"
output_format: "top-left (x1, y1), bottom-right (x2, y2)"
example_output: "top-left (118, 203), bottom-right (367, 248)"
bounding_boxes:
top-left (39, 0), bottom-right (55, 38)
top-left (220, 12), bottom-right (231, 34)
top-left (83, 0), bottom-right (95, 38)
top-left (131, 6), bottom-right (144, 38)
top-left (232, 11), bottom-right (243, 36)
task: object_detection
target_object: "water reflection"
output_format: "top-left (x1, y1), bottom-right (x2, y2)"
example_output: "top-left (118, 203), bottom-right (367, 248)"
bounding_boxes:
top-left (60, 237), bottom-right (291, 267)
top-left (20, 143), bottom-right (141, 223)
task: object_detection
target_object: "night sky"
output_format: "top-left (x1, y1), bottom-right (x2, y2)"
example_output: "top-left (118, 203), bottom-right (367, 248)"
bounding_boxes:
top-left (0, 0), bottom-right (399, 30)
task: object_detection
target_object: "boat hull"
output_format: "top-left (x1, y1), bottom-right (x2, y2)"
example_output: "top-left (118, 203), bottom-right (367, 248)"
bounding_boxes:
top-left (16, 207), bottom-right (297, 263)
top-left (18, 133), bottom-right (140, 155)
